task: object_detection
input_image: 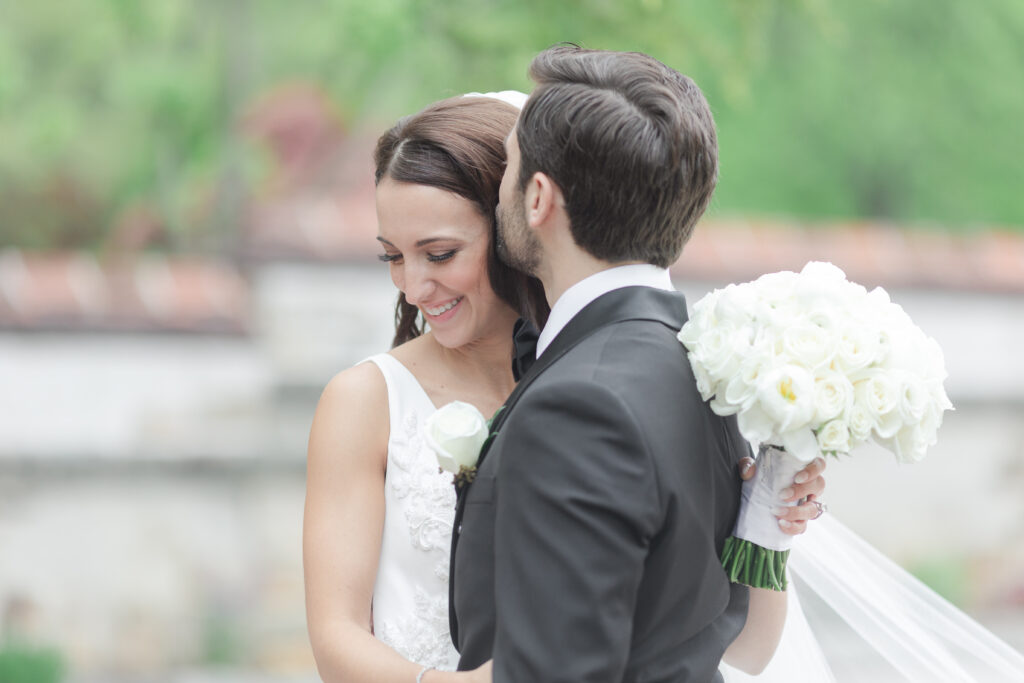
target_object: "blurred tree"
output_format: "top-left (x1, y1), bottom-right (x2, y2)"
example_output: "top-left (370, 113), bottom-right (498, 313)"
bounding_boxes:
top-left (0, 0), bottom-right (1021, 253)
top-left (708, 0), bottom-right (1024, 227)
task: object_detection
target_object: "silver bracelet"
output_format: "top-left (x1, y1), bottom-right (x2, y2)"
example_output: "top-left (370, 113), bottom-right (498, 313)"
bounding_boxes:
top-left (416, 665), bottom-right (435, 683)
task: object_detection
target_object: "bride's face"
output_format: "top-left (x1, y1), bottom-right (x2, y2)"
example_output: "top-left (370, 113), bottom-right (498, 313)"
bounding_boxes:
top-left (376, 178), bottom-right (518, 349)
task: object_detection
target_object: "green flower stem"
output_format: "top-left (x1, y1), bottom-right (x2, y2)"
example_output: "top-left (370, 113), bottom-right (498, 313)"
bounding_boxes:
top-left (721, 536), bottom-right (789, 591)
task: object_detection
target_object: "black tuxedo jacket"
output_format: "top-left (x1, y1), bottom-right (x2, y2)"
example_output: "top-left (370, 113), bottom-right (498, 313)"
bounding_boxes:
top-left (450, 286), bottom-right (750, 682)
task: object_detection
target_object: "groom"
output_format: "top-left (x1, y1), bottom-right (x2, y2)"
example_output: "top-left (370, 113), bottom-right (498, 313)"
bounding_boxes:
top-left (451, 47), bottom-right (774, 681)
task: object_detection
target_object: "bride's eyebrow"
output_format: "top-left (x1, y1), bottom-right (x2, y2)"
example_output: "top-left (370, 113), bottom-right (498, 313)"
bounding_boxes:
top-left (414, 237), bottom-right (459, 247)
top-left (376, 236), bottom-right (460, 248)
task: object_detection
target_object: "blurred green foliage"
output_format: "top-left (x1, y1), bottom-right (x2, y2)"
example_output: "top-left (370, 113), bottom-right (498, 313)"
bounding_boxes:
top-left (910, 555), bottom-right (971, 607)
top-left (201, 612), bottom-right (244, 667)
top-left (0, 645), bottom-right (64, 683)
top-left (1, 0), bottom-right (1022, 251)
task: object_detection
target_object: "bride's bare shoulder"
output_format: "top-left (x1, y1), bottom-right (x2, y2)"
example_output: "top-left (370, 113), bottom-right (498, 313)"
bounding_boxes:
top-left (318, 360), bottom-right (386, 416)
top-left (309, 360), bottom-right (390, 463)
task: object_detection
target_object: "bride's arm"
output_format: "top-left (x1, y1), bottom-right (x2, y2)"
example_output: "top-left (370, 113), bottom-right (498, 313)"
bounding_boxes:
top-left (721, 458), bottom-right (827, 674)
top-left (303, 364), bottom-right (488, 683)
top-left (722, 588), bottom-right (788, 674)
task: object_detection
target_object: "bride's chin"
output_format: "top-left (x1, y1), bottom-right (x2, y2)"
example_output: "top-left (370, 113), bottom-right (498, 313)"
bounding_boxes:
top-left (429, 327), bottom-right (469, 350)
top-left (433, 329), bottom-right (501, 354)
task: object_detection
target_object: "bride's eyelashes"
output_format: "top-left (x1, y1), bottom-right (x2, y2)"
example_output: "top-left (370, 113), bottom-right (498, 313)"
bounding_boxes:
top-left (427, 250), bottom-right (457, 263)
top-left (377, 249), bottom-right (457, 264)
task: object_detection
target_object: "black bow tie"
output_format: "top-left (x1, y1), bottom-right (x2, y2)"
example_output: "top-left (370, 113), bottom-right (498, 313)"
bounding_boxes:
top-left (512, 318), bottom-right (540, 381)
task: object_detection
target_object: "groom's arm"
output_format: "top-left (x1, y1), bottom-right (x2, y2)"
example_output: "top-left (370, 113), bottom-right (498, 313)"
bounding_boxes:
top-left (491, 379), bottom-right (660, 683)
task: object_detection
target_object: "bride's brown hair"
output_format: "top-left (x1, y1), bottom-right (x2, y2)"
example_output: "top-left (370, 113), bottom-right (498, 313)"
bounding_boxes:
top-left (374, 97), bottom-right (548, 348)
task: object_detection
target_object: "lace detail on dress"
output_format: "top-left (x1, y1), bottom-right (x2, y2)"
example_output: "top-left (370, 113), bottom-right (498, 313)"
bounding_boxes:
top-left (376, 585), bottom-right (454, 669)
top-left (365, 353), bottom-right (460, 671)
top-left (389, 410), bottom-right (457, 556)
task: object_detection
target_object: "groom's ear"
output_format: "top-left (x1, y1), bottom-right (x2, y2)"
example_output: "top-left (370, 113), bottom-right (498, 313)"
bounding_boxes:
top-left (524, 171), bottom-right (565, 230)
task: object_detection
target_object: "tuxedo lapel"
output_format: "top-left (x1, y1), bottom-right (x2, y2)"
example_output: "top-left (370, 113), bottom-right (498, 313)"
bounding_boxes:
top-left (465, 286), bottom-right (687, 492)
top-left (489, 286), bottom-right (687, 439)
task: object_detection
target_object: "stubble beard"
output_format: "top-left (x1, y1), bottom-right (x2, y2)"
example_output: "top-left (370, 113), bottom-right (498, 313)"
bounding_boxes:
top-left (495, 197), bottom-right (542, 276)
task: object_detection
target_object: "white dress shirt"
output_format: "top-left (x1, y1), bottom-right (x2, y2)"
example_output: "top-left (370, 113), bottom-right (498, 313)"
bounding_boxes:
top-left (536, 264), bottom-right (675, 358)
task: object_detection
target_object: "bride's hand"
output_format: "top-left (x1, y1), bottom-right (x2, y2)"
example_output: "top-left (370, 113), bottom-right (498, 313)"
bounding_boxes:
top-left (427, 660), bottom-right (492, 683)
top-left (739, 456), bottom-right (827, 535)
top-left (461, 660), bottom-right (492, 683)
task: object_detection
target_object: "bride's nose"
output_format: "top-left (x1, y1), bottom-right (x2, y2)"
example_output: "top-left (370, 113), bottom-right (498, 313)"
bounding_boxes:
top-left (401, 263), bottom-right (437, 306)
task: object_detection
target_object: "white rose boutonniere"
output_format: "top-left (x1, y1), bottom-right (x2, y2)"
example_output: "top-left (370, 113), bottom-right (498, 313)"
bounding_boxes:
top-left (423, 401), bottom-right (493, 490)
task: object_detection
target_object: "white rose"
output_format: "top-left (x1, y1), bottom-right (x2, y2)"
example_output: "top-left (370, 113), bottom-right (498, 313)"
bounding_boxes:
top-left (677, 315), bottom-right (708, 350)
top-left (800, 260), bottom-right (848, 284)
top-left (691, 324), bottom-right (743, 379)
top-left (853, 371), bottom-right (903, 439)
top-left (722, 368), bottom-right (758, 412)
top-left (760, 298), bottom-right (801, 330)
top-left (866, 286), bottom-right (892, 308)
top-left (816, 419), bottom-right (851, 454)
top-left (897, 373), bottom-right (930, 423)
top-left (794, 263), bottom-right (847, 313)
top-left (888, 425), bottom-right (929, 464)
top-left (753, 271), bottom-right (799, 304)
top-left (917, 405), bottom-right (946, 447)
top-left (713, 284), bottom-right (758, 326)
top-left (848, 402), bottom-right (875, 443)
top-left (813, 373), bottom-right (854, 425)
top-left (880, 321), bottom-right (924, 374)
top-left (873, 329), bottom-right (894, 367)
top-left (423, 401), bottom-right (489, 474)
top-left (806, 306), bottom-right (842, 336)
top-left (688, 354), bottom-right (717, 402)
top-left (782, 322), bottom-right (836, 373)
top-left (835, 323), bottom-right (881, 373)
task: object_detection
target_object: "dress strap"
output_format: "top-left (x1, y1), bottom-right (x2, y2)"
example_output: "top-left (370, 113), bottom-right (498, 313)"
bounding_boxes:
top-left (360, 354), bottom-right (437, 439)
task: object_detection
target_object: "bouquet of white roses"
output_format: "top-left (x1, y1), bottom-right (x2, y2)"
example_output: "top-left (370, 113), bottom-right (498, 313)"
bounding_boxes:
top-left (678, 261), bottom-right (953, 589)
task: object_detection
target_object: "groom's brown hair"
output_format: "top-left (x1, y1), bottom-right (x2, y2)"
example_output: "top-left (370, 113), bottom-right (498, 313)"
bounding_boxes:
top-left (517, 46), bottom-right (718, 267)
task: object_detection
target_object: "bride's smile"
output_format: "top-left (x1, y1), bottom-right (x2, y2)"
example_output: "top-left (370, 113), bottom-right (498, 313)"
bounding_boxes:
top-left (423, 296), bottom-right (464, 319)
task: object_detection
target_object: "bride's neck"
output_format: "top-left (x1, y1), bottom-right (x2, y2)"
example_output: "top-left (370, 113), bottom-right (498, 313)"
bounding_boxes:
top-left (435, 330), bottom-right (517, 397)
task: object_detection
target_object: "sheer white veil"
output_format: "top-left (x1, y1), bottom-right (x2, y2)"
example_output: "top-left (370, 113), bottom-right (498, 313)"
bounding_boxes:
top-left (723, 515), bottom-right (1024, 682)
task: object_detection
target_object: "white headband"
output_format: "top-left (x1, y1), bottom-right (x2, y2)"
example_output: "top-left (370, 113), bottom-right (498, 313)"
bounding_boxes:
top-left (462, 90), bottom-right (528, 110)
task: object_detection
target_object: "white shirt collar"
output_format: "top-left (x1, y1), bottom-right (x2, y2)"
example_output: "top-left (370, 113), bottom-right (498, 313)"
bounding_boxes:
top-left (536, 264), bottom-right (675, 358)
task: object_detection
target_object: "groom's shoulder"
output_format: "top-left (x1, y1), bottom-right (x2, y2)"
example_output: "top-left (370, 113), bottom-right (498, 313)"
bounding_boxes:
top-left (536, 316), bottom-right (700, 404)
top-left (585, 314), bottom-right (692, 374)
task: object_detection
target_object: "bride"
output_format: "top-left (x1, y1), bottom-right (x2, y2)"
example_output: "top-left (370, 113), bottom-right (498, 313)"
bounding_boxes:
top-left (302, 92), bottom-right (827, 682)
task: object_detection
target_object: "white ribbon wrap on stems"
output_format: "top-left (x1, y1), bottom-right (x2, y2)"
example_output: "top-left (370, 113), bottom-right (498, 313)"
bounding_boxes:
top-left (733, 444), bottom-right (805, 552)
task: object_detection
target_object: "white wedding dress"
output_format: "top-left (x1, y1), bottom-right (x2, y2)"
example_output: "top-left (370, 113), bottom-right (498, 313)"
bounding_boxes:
top-left (364, 353), bottom-right (461, 671)
top-left (363, 353), bottom-right (1024, 680)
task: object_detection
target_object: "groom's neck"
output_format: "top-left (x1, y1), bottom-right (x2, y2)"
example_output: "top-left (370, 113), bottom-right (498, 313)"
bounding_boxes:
top-left (539, 248), bottom-right (645, 308)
